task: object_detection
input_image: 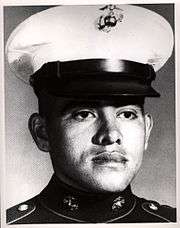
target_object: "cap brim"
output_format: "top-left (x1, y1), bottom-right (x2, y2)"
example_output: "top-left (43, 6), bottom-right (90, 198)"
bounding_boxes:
top-left (44, 80), bottom-right (160, 98)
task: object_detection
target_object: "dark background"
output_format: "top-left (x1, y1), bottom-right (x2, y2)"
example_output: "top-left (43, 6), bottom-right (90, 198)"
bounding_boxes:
top-left (4, 4), bottom-right (176, 208)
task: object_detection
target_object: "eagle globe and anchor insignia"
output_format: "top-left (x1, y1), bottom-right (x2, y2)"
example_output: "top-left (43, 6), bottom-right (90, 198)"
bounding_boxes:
top-left (97, 5), bottom-right (124, 33)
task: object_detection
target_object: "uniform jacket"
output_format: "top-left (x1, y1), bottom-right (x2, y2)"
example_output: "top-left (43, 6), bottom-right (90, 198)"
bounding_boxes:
top-left (7, 174), bottom-right (176, 224)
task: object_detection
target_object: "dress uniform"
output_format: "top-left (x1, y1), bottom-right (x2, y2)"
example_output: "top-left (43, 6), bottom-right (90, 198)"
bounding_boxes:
top-left (7, 174), bottom-right (176, 224)
top-left (6, 4), bottom-right (176, 224)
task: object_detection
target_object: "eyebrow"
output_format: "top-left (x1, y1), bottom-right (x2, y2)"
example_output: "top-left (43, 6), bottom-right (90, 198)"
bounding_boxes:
top-left (59, 100), bottom-right (143, 115)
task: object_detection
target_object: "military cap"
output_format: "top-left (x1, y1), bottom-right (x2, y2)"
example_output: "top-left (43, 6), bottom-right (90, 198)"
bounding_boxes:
top-left (6, 4), bottom-right (174, 98)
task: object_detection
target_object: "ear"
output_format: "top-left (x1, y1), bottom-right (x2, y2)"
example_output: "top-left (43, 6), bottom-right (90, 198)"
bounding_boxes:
top-left (28, 113), bottom-right (50, 152)
top-left (144, 113), bottom-right (153, 150)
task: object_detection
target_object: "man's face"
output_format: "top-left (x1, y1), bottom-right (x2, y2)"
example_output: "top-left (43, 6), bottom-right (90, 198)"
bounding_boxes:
top-left (31, 97), bottom-right (152, 193)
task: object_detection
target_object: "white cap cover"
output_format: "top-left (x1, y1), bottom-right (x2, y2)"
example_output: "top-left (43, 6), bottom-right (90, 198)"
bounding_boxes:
top-left (6, 5), bottom-right (174, 84)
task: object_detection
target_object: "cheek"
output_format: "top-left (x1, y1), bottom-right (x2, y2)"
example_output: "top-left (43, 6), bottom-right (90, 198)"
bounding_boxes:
top-left (49, 121), bottom-right (94, 161)
top-left (63, 125), bottom-right (94, 157)
top-left (121, 122), bottom-right (145, 158)
top-left (62, 120), bottom-right (97, 143)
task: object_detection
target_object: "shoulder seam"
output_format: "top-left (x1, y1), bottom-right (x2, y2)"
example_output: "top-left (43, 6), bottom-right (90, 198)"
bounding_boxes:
top-left (7, 205), bottom-right (36, 225)
top-left (142, 203), bottom-right (171, 222)
top-left (106, 198), bottom-right (137, 223)
top-left (40, 200), bottom-right (84, 223)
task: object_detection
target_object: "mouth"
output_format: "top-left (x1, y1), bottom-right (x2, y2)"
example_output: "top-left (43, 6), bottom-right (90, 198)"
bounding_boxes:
top-left (92, 151), bottom-right (128, 165)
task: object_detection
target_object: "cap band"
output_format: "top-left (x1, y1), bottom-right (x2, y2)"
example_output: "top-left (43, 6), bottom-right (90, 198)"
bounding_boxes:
top-left (31, 59), bottom-right (156, 82)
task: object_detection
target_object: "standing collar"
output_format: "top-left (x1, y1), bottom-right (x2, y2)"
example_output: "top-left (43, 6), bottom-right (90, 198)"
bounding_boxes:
top-left (39, 174), bottom-right (136, 223)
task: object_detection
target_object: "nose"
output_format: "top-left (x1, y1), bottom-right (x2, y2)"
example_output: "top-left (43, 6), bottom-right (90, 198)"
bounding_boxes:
top-left (92, 118), bottom-right (122, 146)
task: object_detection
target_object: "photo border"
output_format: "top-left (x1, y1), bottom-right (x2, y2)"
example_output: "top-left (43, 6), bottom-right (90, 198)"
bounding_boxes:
top-left (1, 0), bottom-right (179, 227)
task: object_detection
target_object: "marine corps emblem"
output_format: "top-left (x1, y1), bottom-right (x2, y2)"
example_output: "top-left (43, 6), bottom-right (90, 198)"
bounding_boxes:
top-left (97, 5), bottom-right (124, 33)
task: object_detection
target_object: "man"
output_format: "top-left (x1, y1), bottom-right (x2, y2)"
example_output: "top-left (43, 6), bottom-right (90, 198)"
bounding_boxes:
top-left (6, 4), bottom-right (176, 223)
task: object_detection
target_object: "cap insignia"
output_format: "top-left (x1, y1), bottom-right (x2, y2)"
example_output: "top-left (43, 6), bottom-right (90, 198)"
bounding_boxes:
top-left (97, 5), bottom-right (124, 33)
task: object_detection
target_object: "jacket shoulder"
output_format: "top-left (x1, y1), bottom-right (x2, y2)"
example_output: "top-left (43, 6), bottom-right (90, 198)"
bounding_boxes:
top-left (6, 197), bottom-right (37, 224)
top-left (139, 198), bottom-right (176, 222)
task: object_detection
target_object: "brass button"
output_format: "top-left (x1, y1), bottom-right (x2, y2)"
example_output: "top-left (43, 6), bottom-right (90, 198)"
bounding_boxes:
top-left (18, 204), bottom-right (28, 211)
top-left (149, 203), bottom-right (158, 211)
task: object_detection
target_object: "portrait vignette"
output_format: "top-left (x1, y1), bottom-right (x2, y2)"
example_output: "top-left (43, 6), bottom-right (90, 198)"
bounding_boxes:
top-left (1, 0), bottom-right (179, 227)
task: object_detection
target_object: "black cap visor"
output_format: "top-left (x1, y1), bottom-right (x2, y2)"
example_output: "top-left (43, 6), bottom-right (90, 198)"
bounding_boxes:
top-left (37, 78), bottom-right (160, 99)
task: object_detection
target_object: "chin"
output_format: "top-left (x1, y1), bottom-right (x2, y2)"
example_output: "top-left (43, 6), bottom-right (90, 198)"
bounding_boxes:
top-left (98, 184), bottom-right (127, 193)
top-left (100, 181), bottom-right (129, 193)
top-left (85, 173), bottom-right (133, 193)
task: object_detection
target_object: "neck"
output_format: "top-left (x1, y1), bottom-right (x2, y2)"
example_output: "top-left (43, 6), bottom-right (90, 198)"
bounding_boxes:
top-left (39, 174), bottom-right (136, 222)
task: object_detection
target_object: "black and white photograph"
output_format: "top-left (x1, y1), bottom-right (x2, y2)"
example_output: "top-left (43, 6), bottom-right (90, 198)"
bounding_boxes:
top-left (1, 1), bottom-right (179, 226)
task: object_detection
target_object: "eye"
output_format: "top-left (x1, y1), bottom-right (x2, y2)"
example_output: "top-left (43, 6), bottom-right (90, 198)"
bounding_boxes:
top-left (72, 110), bottom-right (96, 121)
top-left (117, 111), bottom-right (137, 120)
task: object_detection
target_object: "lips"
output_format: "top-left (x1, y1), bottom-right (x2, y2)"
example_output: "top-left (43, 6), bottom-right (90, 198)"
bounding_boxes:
top-left (92, 151), bottom-right (128, 165)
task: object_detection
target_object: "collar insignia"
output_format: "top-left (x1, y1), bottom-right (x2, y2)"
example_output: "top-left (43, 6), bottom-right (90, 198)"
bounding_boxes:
top-left (63, 195), bottom-right (79, 211)
top-left (112, 196), bottom-right (125, 211)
